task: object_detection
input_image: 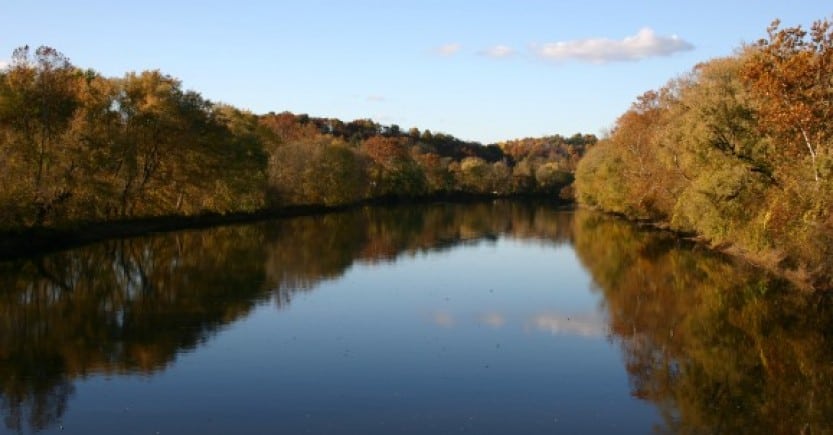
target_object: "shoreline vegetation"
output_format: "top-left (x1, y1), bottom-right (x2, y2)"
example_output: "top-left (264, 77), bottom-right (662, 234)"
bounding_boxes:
top-left (576, 17), bottom-right (833, 291)
top-left (0, 45), bottom-right (591, 258)
top-left (3, 16), bottom-right (832, 292)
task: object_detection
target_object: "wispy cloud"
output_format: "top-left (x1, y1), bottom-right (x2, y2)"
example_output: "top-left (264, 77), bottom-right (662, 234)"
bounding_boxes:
top-left (533, 28), bottom-right (693, 63)
top-left (479, 44), bottom-right (515, 59)
top-left (366, 95), bottom-right (386, 102)
top-left (435, 43), bottom-right (462, 57)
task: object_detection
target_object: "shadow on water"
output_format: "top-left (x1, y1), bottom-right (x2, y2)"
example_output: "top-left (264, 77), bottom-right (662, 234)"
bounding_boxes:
top-left (1, 201), bottom-right (831, 433)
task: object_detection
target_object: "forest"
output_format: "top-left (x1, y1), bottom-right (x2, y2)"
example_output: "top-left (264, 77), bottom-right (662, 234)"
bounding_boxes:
top-left (3, 16), bottom-right (832, 290)
top-left (0, 46), bottom-right (594, 234)
top-left (575, 17), bottom-right (833, 289)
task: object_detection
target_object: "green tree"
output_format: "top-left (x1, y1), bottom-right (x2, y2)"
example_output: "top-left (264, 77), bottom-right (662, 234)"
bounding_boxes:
top-left (269, 139), bottom-right (367, 206)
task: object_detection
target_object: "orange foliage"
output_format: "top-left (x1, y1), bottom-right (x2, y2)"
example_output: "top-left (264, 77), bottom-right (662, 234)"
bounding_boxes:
top-left (360, 136), bottom-right (411, 168)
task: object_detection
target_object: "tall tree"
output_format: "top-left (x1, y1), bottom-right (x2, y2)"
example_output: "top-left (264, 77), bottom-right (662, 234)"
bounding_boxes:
top-left (0, 46), bottom-right (81, 226)
top-left (743, 18), bottom-right (833, 184)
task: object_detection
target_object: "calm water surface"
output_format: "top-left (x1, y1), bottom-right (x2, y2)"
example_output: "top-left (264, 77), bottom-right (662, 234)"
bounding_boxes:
top-left (1, 201), bottom-right (832, 434)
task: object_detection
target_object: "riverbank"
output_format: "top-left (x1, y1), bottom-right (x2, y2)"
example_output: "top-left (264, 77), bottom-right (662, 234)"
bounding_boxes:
top-left (579, 204), bottom-right (824, 292)
top-left (574, 18), bottom-right (833, 293)
top-left (0, 193), bottom-right (570, 261)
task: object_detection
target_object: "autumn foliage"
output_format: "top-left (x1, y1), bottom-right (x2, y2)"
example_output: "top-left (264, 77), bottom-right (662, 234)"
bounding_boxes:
top-left (0, 46), bottom-right (267, 228)
top-left (575, 17), bottom-right (833, 288)
top-left (0, 46), bottom-right (594, 232)
top-left (572, 211), bottom-right (833, 433)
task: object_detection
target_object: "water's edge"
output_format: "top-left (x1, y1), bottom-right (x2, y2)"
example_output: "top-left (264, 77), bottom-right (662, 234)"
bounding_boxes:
top-left (0, 193), bottom-right (570, 261)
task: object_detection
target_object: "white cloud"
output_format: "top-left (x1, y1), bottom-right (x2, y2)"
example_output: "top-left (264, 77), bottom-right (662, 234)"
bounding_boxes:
top-left (533, 28), bottom-right (693, 63)
top-left (366, 95), bottom-right (386, 102)
top-left (479, 44), bottom-right (515, 58)
top-left (435, 43), bottom-right (462, 57)
top-left (0, 60), bottom-right (8, 69)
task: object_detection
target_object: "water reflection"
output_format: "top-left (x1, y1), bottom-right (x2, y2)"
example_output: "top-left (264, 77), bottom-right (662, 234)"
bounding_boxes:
top-left (478, 312), bottom-right (506, 329)
top-left (0, 201), bottom-right (572, 432)
top-left (0, 226), bottom-right (269, 432)
top-left (528, 312), bottom-right (608, 337)
top-left (0, 202), bottom-right (831, 433)
top-left (574, 211), bottom-right (833, 434)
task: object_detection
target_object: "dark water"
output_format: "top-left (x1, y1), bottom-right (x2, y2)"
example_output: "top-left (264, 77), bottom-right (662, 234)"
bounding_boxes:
top-left (1, 201), bottom-right (832, 434)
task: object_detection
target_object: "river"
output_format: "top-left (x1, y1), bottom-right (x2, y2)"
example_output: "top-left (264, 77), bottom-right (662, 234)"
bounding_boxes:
top-left (1, 201), bottom-right (831, 434)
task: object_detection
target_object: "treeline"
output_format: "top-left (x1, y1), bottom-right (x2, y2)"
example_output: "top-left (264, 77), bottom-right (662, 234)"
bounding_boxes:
top-left (0, 46), bottom-right (595, 231)
top-left (575, 17), bottom-right (833, 288)
top-left (263, 113), bottom-right (592, 206)
top-left (0, 46), bottom-right (266, 230)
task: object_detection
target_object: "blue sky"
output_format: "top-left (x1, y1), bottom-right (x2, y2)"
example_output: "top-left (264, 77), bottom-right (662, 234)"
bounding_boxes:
top-left (1, 1), bottom-right (829, 143)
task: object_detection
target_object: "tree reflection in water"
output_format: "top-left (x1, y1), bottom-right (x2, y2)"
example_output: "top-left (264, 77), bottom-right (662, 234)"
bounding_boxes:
top-left (1, 203), bottom-right (831, 433)
top-left (0, 201), bottom-right (571, 432)
top-left (573, 211), bottom-right (833, 434)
